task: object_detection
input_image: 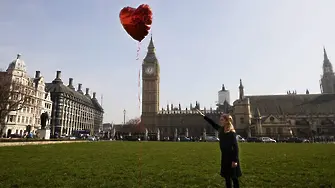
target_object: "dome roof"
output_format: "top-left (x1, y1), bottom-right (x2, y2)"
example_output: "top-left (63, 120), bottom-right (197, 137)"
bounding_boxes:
top-left (7, 54), bottom-right (26, 72)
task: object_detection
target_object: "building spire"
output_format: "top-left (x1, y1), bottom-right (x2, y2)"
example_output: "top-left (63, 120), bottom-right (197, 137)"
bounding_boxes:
top-left (221, 84), bottom-right (226, 91)
top-left (239, 79), bottom-right (244, 100)
top-left (322, 46), bottom-right (333, 74)
top-left (239, 79), bottom-right (244, 89)
top-left (148, 34), bottom-right (154, 51)
top-left (324, 46), bottom-right (329, 61)
top-left (144, 33), bottom-right (157, 62)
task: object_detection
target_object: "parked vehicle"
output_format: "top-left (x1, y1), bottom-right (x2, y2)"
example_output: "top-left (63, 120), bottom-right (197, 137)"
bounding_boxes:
top-left (87, 136), bottom-right (97, 141)
top-left (260, 137), bottom-right (276, 143)
top-left (204, 136), bottom-right (220, 142)
top-left (179, 136), bottom-right (191, 142)
top-left (8, 134), bottom-right (21, 138)
top-left (124, 135), bottom-right (141, 141)
top-left (236, 135), bottom-right (246, 142)
top-left (286, 137), bottom-right (310, 143)
top-left (246, 137), bottom-right (262, 143)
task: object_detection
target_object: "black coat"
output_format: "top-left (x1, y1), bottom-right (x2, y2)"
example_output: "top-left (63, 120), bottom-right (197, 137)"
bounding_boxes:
top-left (204, 116), bottom-right (242, 178)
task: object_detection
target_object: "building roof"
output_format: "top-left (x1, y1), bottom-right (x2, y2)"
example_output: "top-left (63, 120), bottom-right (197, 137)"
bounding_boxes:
top-left (7, 54), bottom-right (26, 72)
top-left (243, 94), bottom-right (335, 115)
top-left (45, 71), bottom-right (103, 112)
top-left (91, 97), bottom-right (103, 112)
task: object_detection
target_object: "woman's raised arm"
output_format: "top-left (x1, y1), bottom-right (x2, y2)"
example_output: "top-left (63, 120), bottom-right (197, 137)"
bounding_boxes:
top-left (194, 109), bottom-right (220, 130)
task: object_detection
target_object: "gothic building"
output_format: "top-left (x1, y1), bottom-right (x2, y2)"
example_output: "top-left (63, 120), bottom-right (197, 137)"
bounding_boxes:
top-left (1, 54), bottom-right (53, 137)
top-left (117, 42), bottom-right (335, 139)
top-left (138, 36), bottom-right (232, 139)
top-left (46, 71), bottom-right (104, 136)
top-left (233, 47), bottom-right (335, 138)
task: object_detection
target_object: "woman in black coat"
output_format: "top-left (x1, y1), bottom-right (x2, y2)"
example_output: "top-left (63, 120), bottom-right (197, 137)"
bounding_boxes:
top-left (196, 109), bottom-right (242, 188)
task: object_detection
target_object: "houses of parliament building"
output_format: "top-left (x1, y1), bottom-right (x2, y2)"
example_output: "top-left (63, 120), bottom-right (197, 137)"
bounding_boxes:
top-left (116, 38), bottom-right (335, 139)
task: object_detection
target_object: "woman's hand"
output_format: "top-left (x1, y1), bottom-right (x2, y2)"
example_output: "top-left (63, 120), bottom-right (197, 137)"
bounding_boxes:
top-left (194, 108), bottom-right (205, 116)
top-left (231, 162), bottom-right (238, 168)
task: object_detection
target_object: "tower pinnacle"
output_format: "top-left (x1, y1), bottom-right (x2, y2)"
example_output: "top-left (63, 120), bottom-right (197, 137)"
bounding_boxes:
top-left (324, 46), bottom-right (329, 61)
top-left (144, 34), bottom-right (157, 62)
top-left (239, 79), bottom-right (244, 100)
top-left (148, 34), bottom-right (155, 52)
top-left (239, 79), bottom-right (244, 89)
top-left (322, 46), bottom-right (333, 74)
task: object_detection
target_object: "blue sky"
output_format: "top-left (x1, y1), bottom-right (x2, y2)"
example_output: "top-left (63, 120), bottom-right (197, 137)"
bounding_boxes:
top-left (1, 0), bottom-right (335, 124)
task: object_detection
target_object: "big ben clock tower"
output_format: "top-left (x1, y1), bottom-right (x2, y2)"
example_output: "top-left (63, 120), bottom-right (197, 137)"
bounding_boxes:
top-left (141, 36), bottom-right (160, 131)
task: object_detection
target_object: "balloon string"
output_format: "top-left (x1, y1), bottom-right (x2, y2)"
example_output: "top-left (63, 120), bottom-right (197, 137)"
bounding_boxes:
top-left (136, 41), bottom-right (142, 188)
top-left (136, 42), bottom-right (141, 60)
top-left (136, 42), bottom-right (142, 120)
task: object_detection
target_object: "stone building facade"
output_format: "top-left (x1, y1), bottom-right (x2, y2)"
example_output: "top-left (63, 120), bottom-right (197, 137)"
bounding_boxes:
top-left (1, 54), bottom-right (53, 137)
top-left (233, 48), bottom-right (335, 138)
top-left (117, 41), bottom-right (335, 139)
top-left (46, 71), bottom-right (104, 136)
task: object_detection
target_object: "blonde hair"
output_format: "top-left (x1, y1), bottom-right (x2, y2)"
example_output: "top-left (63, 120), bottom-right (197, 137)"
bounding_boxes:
top-left (222, 114), bottom-right (236, 133)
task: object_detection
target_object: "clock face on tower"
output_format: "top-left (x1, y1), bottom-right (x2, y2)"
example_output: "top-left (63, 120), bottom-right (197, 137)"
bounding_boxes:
top-left (145, 66), bottom-right (154, 75)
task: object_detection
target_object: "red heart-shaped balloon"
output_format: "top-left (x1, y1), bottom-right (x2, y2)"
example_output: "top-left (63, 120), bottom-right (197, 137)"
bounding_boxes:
top-left (119, 4), bottom-right (153, 42)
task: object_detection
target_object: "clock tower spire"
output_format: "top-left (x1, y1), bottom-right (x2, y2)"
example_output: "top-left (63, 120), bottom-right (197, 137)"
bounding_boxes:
top-left (320, 46), bottom-right (335, 93)
top-left (144, 34), bottom-right (157, 62)
top-left (141, 35), bottom-right (160, 131)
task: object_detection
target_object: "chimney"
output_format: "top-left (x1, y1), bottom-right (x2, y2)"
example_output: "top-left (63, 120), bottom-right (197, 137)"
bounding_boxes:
top-left (67, 78), bottom-right (75, 90)
top-left (56, 71), bottom-right (61, 79)
top-left (35, 71), bottom-right (41, 78)
top-left (69, 78), bottom-right (73, 86)
top-left (52, 70), bottom-right (63, 84)
top-left (17, 54), bottom-right (21, 59)
top-left (86, 88), bottom-right (89, 95)
top-left (78, 83), bottom-right (82, 91)
top-left (93, 92), bottom-right (96, 99)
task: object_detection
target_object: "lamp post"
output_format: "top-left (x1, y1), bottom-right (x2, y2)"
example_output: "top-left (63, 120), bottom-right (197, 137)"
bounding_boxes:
top-left (109, 126), bottom-right (112, 139)
top-left (123, 109), bottom-right (126, 125)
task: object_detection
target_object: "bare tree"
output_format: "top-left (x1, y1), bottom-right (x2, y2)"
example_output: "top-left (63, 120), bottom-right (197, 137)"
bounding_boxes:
top-left (0, 73), bottom-right (32, 137)
top-left (125, 117), bottom-right (146, 133)
top-left (126, 117), bottom-right (141, 125)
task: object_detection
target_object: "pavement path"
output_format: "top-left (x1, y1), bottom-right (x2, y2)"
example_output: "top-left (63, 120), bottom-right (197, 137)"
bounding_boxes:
top-left (0, 140), bottom-right (88, 147)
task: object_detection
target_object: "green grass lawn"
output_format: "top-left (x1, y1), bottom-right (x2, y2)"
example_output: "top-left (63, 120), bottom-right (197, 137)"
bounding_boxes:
top-left (0, 142), bottom-right (334, 188)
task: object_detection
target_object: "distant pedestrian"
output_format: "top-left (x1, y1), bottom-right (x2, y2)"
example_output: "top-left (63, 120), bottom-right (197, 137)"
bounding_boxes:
top-left (195, 109), bottom-right (242, 188)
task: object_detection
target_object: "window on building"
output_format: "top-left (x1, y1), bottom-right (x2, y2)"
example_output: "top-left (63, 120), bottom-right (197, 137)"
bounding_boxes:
top-left (266, 128), bottom-right (271, 134)
top-left (9, 115), bottom-right (14, 122)
top-left (240, 117), bottom-right (245, 124)
top-left (269, 116), bottom-right (275, 123)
